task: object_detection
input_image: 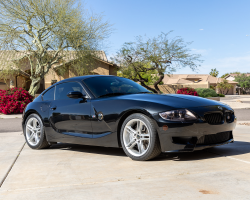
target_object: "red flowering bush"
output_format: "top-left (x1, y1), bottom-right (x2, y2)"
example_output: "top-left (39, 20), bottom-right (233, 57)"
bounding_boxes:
top-left (0, 87), bottom-right (33, 114)
top-left (176, 87), bottom-right (198, 96)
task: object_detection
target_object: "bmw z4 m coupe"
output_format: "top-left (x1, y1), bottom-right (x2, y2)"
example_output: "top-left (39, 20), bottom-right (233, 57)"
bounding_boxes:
top-left (22, 75), bottom-right (237, 161)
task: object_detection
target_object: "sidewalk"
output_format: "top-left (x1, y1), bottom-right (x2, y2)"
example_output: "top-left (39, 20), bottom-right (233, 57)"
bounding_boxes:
top-left (237, 121), bottom-right (250, 126)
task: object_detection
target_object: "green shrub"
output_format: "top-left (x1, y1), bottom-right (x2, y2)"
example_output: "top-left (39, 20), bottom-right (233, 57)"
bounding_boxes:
top-left (218, 94), bottom-right (225, 97)
top-left (196, 88), bottom-right (218, 97)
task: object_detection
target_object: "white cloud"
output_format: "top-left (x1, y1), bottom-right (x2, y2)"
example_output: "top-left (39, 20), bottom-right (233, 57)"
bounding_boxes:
top-left (199, 29), bottom-right (204, 31)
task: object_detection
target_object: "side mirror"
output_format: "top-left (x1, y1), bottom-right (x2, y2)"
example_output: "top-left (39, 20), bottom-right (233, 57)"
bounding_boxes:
top-left (67, 91), bottom-right (87, 99)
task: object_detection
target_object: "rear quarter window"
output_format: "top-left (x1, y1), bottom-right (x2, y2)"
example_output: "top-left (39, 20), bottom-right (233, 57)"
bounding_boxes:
top-left (42, 87), bottom-right (55, 101)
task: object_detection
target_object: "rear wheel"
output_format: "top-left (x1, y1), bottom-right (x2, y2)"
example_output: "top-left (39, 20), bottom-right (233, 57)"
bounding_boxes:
top-left (121, 113), bottom-right (161, 161)
top-left (24, 114), bottom-right (50, 149)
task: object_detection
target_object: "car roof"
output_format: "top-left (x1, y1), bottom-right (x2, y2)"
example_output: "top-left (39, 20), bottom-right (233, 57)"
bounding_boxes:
top-left (42, 75), bottom-right (117, 95)
top-left (58, 75), bottom-right (116, 83)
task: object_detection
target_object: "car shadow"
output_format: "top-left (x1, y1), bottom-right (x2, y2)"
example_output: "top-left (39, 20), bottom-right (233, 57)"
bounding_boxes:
top-left (49, 143), bottom-right (127, 157)
top-left (153, 141), bottom-right (250, 162)
top-left (48, 141), bottom-right (250, 161)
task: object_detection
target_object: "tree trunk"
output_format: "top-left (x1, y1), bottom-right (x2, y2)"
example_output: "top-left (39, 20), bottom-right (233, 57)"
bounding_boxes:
top-left (153, 74), bottom-right (164, 94)
top-left (140, 81), bottom-right (158, 93)
top-left (29, 77), bottom-right (41, 96)
top-left (225, 88), bottom-right (229, 95)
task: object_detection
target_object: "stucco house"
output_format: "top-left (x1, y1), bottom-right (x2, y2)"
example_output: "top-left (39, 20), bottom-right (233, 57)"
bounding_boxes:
top-left (224, 73), bottom-right (250, 94)
top-left (0, 50), bottom-right (117, 93)
top-left (161, 74), bottom-right (238, 95)
top-left (224, 73), bottom-right (250, 81)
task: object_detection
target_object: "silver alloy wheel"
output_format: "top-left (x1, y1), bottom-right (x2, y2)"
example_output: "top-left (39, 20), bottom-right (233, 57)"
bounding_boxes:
top-left (123, 119), bottom-right (151, 157)
top-left (25, 117), bottom-right (41, 146)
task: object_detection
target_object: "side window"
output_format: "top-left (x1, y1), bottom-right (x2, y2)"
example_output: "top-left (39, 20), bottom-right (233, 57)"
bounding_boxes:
top-left (55, 82), bottom-right (86, 100)
top-left (42, 87), bottom-right (55, 101)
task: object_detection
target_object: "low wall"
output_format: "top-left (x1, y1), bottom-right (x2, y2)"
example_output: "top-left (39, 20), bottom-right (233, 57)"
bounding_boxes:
top-left (0, 79), bottom-right (8, 90)
top-left (206, 97), bottom-right (220, 101)
top-left (149, 82), bottom-right (210, 94)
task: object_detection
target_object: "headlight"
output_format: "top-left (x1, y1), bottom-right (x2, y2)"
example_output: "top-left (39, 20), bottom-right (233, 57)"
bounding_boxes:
top-left (159, 109), bottom-right (197, 122)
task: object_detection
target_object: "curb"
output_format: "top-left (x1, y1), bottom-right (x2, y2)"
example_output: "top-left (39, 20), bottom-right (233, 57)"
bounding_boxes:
top-left (0, 114), bottom-right (22, 119)
top-left (237, 121), bottom-right (250, 126)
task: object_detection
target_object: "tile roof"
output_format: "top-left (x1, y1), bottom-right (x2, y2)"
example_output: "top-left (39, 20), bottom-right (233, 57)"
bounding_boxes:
top-left (57, 50), bottom-right (108, 63)
top-left (0, 50), bottom-right (111, 74)
top-left (164, 78), bottom-right (193, 84)
top-left (228, 73), bottom-right (250, 77)
top-left (0, 50), bottom-right (27, 65)
top-left (0, 51), bottom-right (31, 77)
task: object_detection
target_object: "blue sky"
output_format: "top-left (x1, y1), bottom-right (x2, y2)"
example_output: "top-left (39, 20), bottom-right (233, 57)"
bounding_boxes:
top-left (84, 0), bottom-right (250, 76)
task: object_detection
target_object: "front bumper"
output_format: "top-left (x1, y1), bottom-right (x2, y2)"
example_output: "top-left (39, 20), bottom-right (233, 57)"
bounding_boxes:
top-left (153, 105), bottom-right (237, 152)
top-left (195, 138), bottom-right (234, 151)
top-left (166, 133), bottom-right (234, 153)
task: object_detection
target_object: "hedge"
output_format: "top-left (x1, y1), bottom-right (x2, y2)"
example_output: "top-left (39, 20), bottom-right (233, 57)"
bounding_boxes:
top-left (0, 88), bottom-right (33, 114)
top-left (196, 88), bottom-right (218, 97)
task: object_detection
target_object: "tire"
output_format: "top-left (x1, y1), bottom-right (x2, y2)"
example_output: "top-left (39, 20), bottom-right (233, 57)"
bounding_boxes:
top-left (120, 113), bottom-right (161, 161)
top-left (24, 113), bottom-right (50, 149)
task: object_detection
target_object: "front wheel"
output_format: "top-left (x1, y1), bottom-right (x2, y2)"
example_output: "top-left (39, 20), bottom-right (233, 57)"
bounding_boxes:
top-left (121, 113), bottom-right (161, 161)
top-left (24, 113), bottom-right (50, 149)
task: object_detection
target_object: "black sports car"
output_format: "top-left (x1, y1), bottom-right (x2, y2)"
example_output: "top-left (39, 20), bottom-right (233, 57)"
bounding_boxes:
top-left (22, 75), bottom-right (237, 161)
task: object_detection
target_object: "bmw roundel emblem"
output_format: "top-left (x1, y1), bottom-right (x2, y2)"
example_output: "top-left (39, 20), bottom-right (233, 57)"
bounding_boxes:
top-left (218, 106), bottom-right (223, 110)
top-left (98, 113), bottom-right (104, 120)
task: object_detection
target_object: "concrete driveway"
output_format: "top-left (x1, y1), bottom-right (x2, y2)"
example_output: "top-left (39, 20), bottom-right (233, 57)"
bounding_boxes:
top-left (0, 124), bottom-right (250, 200)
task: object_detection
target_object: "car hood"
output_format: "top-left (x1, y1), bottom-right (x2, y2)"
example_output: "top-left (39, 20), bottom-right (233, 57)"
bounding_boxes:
top-left (119, 93), bottom-right (227, 109)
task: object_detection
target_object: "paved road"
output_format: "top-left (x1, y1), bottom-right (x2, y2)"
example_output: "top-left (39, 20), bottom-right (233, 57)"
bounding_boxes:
top-left (0, 119), bottom-right (22, 133)
top-left (234, 109), bottom-right (250, 121)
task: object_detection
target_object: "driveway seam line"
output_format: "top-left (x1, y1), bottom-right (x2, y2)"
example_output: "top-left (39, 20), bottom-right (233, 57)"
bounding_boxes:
top-left (206, 150), bottom-right (250, 164)
top-left (0, 142), bottom-right (26, 188)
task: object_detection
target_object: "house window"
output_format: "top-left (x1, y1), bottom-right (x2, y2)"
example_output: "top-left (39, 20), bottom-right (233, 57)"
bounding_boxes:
top-left (10, 80), bottom-right (14, 86)
top-left (51, 80), bottom-right (57, 85)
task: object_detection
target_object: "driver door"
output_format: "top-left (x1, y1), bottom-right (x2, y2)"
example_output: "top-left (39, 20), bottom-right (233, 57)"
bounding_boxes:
top-left (49, 81), bottom-right (92, 138)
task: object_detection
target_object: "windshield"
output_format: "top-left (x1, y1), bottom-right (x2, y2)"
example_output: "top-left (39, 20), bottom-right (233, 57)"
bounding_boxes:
top-left (83, 76), bottom-right (151, 98)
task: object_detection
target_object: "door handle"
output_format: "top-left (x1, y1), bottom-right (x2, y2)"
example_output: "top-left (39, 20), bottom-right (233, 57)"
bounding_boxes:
top-left (50, 106), bottom-right (57, 110)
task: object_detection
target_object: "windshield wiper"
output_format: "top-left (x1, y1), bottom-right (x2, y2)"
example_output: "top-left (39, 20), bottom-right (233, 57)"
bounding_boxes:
top-left (98, 93), bottom-right (126, 98)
